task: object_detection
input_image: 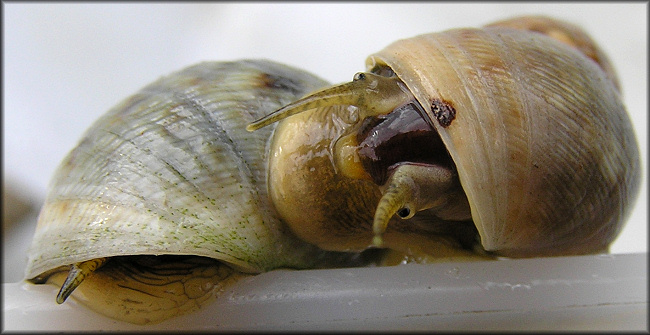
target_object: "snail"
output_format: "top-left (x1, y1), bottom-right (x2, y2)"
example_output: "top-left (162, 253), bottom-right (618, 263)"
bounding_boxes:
top-left (24, 15), bottom-right (640, 325)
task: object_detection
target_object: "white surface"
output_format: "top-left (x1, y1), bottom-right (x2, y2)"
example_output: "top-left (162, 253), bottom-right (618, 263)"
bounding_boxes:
top-left (3, 253), bottom-right (647, 331)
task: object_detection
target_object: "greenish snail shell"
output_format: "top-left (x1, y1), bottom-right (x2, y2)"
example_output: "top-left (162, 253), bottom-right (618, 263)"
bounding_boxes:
top-left (25, 60), bottom-right (368, 324)
top-left (24, 16), bottom-right (640, 324)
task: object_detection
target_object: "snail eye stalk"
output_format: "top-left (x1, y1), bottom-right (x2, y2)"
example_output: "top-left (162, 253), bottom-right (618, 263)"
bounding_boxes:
top-left (246, 72), bottom-right (413, 131)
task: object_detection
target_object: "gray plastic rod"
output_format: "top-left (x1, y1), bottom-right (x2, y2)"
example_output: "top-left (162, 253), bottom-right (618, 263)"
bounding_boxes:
top-left (3, 253), bottom-right (647, 331)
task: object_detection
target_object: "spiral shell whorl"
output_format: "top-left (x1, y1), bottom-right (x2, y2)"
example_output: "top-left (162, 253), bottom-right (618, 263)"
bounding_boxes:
top-left (25, 60), bottom-right (332, 279)
top-left (367, 25), bottom-right (640, 256)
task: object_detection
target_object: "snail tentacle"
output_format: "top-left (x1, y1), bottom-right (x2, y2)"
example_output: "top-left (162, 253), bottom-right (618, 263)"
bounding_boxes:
top-left (372, 180), bottom-right (411, 247)
top-left (246, 72), bottom-right (414, 131)
top-left (372, 164), bottom-right (457, 247)
top-left (56, 258), bottom-right (108, 304)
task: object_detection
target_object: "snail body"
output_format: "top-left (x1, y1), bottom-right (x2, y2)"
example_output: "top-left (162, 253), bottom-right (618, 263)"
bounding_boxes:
top-left (25, 16), bottom-right (640, 324)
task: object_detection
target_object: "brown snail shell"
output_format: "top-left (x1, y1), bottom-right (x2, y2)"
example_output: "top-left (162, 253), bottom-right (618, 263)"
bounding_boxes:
top-left (365, 16), bottom-right (640, 257)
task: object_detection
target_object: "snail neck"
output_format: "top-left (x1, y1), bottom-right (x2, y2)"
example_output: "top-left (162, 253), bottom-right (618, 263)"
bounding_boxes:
top-left (268, 104), bottom-right (379, 251)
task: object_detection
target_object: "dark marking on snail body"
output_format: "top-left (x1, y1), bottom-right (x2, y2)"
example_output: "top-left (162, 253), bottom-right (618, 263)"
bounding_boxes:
top-left (431, 99), bottom-right (456, 127)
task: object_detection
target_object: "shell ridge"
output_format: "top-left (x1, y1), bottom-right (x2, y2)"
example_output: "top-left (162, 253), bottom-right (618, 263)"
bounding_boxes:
top-left (474, 29), bottom-right (536, 246)
top-left (197, 76), bottom-right (318, 262)
top-left (97, 92), bottom-right (249, 256)
top-left (165, 71), bottom-right (302, 268)
top-left (447, 29), bottom-right (517, 245)
top-left (425, 30), bottom-right (505, 246)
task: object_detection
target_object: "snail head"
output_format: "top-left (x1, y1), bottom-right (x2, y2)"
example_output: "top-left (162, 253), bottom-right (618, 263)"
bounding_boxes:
top-left (248, 70), bottom-right (471, 250)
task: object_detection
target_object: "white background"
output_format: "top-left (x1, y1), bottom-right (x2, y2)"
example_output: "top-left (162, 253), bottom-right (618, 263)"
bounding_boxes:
top-left (3, 3), bottom-right (647, 278)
